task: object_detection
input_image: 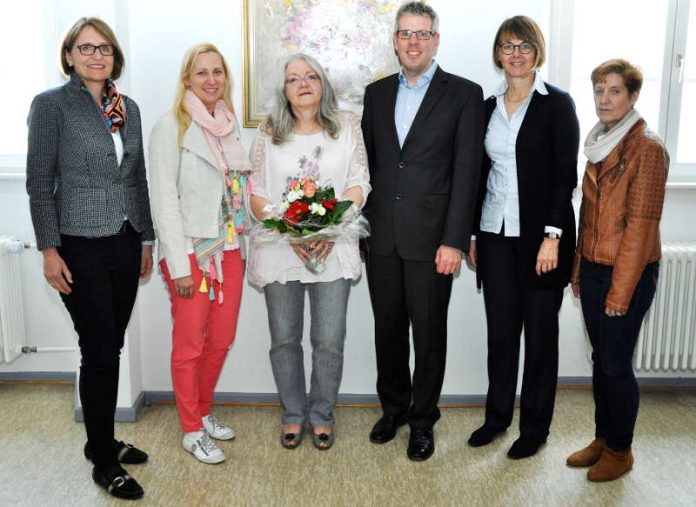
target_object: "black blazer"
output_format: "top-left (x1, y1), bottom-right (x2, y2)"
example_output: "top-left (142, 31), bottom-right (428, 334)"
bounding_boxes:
top-left (361, 66), bottom-right (485, 261)
top-left (474, 82), bottom-right (579, 288)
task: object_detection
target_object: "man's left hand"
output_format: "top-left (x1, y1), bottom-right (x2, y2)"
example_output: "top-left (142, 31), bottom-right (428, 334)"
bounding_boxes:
top-left (435, 245), bottom-right (462, 275)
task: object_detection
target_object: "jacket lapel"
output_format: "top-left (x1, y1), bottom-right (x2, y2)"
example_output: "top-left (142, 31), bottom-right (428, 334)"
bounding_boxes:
top-left (402, 67), bottom-right (447, 149)
top-left (182, 123), bottom-right (220, 170)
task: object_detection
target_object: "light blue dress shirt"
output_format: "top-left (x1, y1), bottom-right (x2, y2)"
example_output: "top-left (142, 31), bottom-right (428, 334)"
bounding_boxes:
top-left (394, 60), bottom-right (438, 148)
top-left (479, 71), bottom-right (562, 238)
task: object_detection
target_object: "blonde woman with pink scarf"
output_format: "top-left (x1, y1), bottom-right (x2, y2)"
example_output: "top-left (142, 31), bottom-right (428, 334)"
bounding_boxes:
top-left (149, 43), bottom-right (251, 464)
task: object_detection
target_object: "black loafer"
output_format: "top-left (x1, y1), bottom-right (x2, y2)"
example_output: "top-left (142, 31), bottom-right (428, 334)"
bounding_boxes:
top-left (369, 414), bottom-right (408, 444)
top-left (467, 424), bottom-right (506, 447)
top-left (84, 441), bottom-right (149, 464)
top-left (507, 436), bottom-right (547, 460)
top-left (92, 466), bottom-right (144, 500)
top-left (407, 427), bottom-right (435, 461)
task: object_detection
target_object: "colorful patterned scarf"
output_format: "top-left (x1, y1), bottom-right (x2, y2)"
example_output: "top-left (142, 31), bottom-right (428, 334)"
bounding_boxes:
top-left (81, 79), bottom-right (126, 132)
top-left (184, 90), bottom-right (251, 302)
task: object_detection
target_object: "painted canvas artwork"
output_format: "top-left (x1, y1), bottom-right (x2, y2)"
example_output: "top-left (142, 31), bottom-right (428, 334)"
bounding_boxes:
top-left (243, 0), bottom-right (400, 127)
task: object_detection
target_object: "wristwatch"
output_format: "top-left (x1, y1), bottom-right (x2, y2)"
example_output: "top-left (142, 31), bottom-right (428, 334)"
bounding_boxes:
top-left (544, 232), bottom-right (560, 240)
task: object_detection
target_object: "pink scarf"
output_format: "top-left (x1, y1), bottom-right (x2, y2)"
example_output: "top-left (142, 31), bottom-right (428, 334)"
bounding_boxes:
top-left (183, 90), bottom-right (250, 172)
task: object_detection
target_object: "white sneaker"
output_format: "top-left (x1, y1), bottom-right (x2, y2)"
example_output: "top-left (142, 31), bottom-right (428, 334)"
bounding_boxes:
top-left (202, 414), bottom-right (236, 440)
top-left (182, 429), bottom-right (226, 464)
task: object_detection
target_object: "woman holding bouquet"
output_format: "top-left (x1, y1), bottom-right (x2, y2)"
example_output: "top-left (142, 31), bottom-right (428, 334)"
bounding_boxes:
top-left (149, 43), bottom-right (250, 464)
top-left (467, 16), bottom-right (579, 459)
top-left (249, 53), bottom-right (370, 450)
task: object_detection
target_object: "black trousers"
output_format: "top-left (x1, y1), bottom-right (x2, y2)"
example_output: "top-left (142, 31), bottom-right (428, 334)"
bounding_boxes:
top-left (367, 249), bottom-right (453, 428)
top-left (58, 223), bottom-right (141, 468)
top-left (478, 231), bottom-right (564, 440)
top-left (579, 259), bottom-right (658, 451)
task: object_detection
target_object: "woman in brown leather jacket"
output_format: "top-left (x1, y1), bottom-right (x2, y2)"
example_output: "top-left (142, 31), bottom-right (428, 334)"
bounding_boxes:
top-left (566, 59), bottom-right (669, 482)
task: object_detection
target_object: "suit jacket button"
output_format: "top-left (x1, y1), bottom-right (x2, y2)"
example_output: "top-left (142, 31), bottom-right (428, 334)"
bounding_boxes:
top-left (398, 162), bottom-right (404, 169)
top-left (396, 193), bottom-right (402, 200)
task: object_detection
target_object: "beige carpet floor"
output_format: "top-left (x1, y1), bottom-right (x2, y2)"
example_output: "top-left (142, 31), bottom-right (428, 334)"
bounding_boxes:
top-left (0, 383), bottom-right (694, 507)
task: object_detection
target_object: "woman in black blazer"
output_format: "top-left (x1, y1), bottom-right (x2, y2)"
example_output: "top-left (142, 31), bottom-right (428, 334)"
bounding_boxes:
top-left (466, 16), bottom-right (579, 459)
top-left (26, 17), bottom-right (153, 499)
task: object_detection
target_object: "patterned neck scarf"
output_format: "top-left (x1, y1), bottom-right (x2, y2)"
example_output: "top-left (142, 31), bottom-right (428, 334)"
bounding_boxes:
top-left (80, 78), bottom-right (126, 133)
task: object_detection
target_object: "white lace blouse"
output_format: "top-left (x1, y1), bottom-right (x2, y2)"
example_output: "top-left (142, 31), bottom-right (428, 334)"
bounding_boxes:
top-left (247, 111), bottom-right (371, 288)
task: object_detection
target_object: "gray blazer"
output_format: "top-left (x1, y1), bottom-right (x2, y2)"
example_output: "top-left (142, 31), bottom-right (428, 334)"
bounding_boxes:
top-left (26, 73), bottom-right (155, 250)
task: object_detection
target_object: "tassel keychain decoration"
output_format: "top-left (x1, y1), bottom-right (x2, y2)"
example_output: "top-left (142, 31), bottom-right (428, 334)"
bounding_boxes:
top-left (199, 276), bottom-right (208, 293)
top-left (227, 221), bottom-right (235, 243)
top-left (209, 286), bottom-right (215, 301)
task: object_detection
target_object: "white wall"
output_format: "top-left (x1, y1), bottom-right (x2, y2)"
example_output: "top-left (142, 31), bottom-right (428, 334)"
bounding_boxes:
top-left (1, 1), bottom-right (694, 403)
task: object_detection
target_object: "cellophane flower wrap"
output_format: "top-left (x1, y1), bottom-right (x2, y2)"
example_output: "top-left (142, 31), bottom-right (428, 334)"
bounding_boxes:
top-left (250, 176), bottom-right (369, 251)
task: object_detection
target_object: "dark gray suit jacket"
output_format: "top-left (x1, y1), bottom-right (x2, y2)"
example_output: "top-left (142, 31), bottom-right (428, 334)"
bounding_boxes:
top-left (26, 73), bottom-right (154, 250)
top-left (361, 66), bottom-right (484, 261)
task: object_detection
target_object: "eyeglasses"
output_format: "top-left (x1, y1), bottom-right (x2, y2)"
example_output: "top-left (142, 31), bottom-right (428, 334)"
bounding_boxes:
top-left (396, 29), bottom-right (435, 40)
top-left (499, 42), bottom-right (533, 55)
top-left (285, 73), bottom-right (320, 86)
top-left (75, 44), bottom-right (115, 56)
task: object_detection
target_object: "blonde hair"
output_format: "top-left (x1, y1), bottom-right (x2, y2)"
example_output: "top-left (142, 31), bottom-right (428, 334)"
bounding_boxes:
top-left (60, 17), bottom-right (124, 79)
top-left (173, 43), bottom-right (234, 146)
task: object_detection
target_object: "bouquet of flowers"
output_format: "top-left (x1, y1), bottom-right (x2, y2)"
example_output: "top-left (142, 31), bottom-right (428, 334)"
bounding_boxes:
top-left (251, 176), bottom-right (369, 277)
top-left (262, 177), bottom-right (353, 235)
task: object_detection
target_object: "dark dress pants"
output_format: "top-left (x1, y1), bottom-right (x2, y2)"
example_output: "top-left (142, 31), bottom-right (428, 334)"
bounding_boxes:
top-left (367, 249), bottom-right (453, 428)
top-left (58, 222), bottom-right (141, 469)
top-left (478, 230), bottom-right (564, 440)
top-left (579, 259), bottom-right (658, 451)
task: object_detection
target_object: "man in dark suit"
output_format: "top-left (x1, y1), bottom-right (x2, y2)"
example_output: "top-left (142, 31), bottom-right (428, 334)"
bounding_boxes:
top-left (361, 1), bottom-right (484, 461)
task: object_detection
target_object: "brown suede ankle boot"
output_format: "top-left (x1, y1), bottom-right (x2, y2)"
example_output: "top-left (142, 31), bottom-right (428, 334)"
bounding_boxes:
top-left (587, 447), bottom-right (634, 482)
top-left (566, 438), bottom-right (606, 467)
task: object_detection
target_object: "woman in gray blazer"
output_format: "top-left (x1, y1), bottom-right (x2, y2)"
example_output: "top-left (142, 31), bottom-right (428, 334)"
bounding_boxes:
top-left (26, 17), bottom-right (154, 500)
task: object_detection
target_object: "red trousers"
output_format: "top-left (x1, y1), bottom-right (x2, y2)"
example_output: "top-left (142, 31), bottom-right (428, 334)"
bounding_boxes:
top-left (161, 251), bottom-right (243, 432)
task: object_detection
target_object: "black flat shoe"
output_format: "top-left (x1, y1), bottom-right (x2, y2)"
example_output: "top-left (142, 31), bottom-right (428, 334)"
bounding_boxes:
top-left (507, 436), bottom-right (547, 460)
top-left (407, 427), bottom-right (435, 461)
top-left (467, 424), bottom-right (506, 447)
top-left (84, 441), bottom-right (149, 464)
top-left (369, 414), bottom-right (407, 444)
top-left (92, 466), bottom-right (144, 500)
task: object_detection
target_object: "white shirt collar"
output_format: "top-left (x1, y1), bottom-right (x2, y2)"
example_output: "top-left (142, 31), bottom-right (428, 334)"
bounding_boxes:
top-left (493, 70), bottom-right (548, 97)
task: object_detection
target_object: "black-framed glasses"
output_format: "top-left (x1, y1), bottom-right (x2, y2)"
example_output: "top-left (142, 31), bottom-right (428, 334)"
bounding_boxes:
top-left (499, 42), bottom-right (533, 55)
top-left (285, 73), bottom-right (320, 86)
top-left (75, 44), bottom-right (115, 56)
top-left (396, 29), bottom-right (435, 40)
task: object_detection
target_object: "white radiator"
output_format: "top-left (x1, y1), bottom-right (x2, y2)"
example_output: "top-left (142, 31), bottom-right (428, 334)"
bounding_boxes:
top-left (635, 243), bottom-right (696, 372)
top-left (0, 236), bottom-right (26, 365)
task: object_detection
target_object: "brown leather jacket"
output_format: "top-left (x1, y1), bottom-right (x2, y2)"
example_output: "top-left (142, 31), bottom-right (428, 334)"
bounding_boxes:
top-left (571, 119), bottom-right (669, 312)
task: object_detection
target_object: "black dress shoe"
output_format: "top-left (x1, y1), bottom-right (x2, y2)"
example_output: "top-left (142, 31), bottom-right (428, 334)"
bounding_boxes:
top-left (507, 436), bottom-right (547, 460)
top-left (407, 427), bottom-right (435, 461)
top-left (467, 424), bottom-right (506, 447)
top-left (369, 414), bottom-right (408, 444)
top-left (92, 466), bottom-right (144, 500)
top-left (85, 440), bottom-right (149, 464)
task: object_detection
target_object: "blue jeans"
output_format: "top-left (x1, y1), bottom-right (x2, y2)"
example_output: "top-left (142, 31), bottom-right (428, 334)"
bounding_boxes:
top-left (579, 260), bottom-right (659, 451)
top-left (264, 279), bottom-right (351, 428)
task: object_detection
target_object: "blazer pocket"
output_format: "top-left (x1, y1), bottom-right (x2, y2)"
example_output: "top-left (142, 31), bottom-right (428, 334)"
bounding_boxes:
top-left (64, 187), bottom-right (107, 228)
